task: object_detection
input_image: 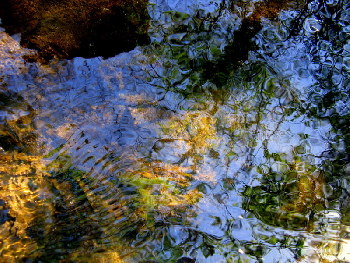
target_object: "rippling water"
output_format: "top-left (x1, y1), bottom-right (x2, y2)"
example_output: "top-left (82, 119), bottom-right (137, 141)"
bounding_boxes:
top-left (1, 0), bottom-right (350, 262)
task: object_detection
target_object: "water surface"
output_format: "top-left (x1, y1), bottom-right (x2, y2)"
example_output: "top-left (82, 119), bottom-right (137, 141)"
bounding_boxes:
top-left (0, 0), bottom-right (350, 262)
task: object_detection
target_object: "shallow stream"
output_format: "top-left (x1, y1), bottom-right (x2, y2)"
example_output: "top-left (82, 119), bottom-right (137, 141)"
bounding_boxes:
top-left (0, 0), bottom-right (350, 262)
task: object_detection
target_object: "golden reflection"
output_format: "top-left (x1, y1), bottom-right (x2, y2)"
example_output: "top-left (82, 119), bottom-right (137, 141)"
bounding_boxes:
top-left (0, 89), bottom-right (51, 261)
top-left (0, 151), bottom-right (52, 262)
top-left (281, 160), bottom-right (325, 215)
top-left (87, 252), bottom-right (124, 263)
top-left (58, 244), bottom-right (125, 263)
top-left (161, 112), bottom-right (218, 155)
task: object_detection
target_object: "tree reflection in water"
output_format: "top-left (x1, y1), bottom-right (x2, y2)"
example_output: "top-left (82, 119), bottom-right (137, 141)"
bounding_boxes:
top-left (0, 0), bottom-right (350, 262)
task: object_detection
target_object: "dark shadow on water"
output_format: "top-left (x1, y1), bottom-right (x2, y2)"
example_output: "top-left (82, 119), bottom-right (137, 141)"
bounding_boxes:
top-left (0, 0), bottom-right (150, 62)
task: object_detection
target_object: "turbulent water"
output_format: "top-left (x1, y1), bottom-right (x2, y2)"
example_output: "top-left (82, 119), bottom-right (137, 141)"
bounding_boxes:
top-left (1, 0), bottom-right (350, 262)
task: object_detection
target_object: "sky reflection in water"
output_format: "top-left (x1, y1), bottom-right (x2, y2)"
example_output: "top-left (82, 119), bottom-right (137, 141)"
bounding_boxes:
top-left (0, 0), bottom-right (350, 262)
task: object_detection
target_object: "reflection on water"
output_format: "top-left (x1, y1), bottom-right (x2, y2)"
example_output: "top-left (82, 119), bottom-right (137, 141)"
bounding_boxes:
top-left (1, 0), bottom-right (350, 262)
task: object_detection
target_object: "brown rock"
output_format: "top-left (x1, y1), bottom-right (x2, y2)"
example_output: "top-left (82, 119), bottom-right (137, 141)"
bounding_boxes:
top-left (0, 0), bottom-right (150, 61)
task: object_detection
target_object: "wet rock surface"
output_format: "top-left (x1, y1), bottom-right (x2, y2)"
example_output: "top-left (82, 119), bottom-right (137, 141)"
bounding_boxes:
top-left (0, 0), bottom-right (150, 61)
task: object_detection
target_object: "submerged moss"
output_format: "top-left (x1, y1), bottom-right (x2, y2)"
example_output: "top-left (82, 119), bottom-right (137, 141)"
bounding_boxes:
top-left (243, 159), bottom-right (326, 231)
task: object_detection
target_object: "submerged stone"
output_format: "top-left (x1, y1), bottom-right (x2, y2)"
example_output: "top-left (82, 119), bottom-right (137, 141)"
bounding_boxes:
top-left (0, 0), bottom-right (150, 61)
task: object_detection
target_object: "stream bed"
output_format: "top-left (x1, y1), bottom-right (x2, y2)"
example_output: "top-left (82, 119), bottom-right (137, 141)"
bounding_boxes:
top-left (1, 0), bottom-right (350, 262)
